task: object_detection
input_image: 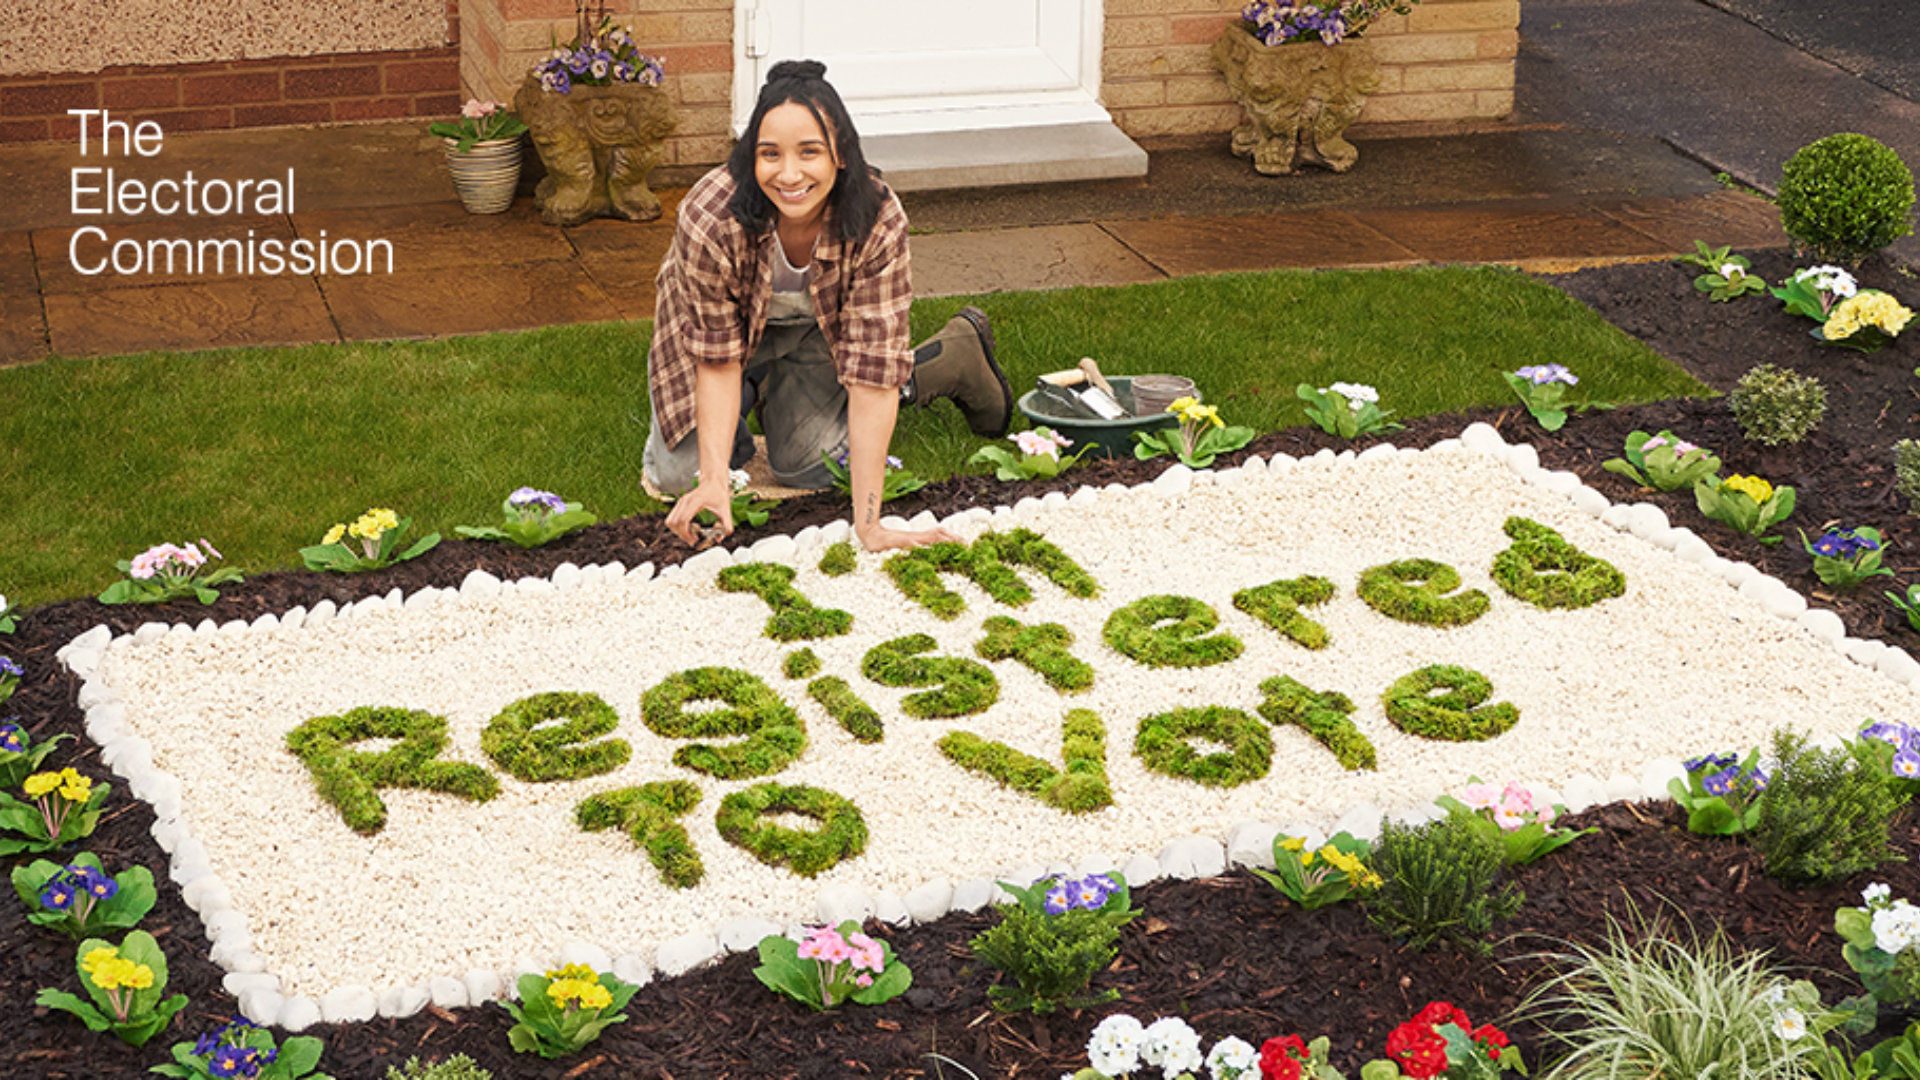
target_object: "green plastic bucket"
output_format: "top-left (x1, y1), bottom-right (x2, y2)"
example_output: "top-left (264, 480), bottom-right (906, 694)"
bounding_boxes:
top-left (1016, 376), bottom-right (1183, 459)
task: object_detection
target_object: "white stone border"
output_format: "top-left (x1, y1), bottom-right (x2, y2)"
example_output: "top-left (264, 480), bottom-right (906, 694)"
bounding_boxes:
top-left (52, 422), bottom-right (1920, 1029)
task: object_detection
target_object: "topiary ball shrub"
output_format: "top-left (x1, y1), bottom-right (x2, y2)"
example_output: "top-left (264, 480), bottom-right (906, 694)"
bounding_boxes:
top-left (1729, 363), bottom-right (1826, 447)
top-left (1778, 133), bottom-right (1915, 265)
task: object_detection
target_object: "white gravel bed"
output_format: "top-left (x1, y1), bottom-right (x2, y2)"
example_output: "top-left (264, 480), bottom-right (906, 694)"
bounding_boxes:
top-left (59, 424), bottom-right (1920, 1023)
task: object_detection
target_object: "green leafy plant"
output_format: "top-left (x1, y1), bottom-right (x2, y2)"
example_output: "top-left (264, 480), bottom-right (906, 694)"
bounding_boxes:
top-left (498, 963), bottom-right (639, 1058)
top-left (1853, 719), bottom-right (1920, 804)
top-left (1837, 883), bottom-right (1920, 1010)
top-left (822, 450), bottom-right (926, 502)
top-left (0, 767), bottom-right (109, 855)
top-left (0, 592), bottom-right (16, 634)
top-left (1695, 474), bottom-right (1795, 544)
top-left (0, 719), bottom-right (71, 789)
top-left (1678, 241), bottom-right (1770, 301)
top-left (1891, 584), bottom-right (1920, 633)
top-left (753, 921), bottom-right (912, 1010)
top-left (1801, 526), bottom-right (1895, 589)
top-left (430, 99), bottom-right (528, 152)
top-left (971, 427), bottom-right (1087, 481)
top-left (1811, 1021), bottom-right (1920, 1080)
top-left (35, 930), bottom-right (188, 1047)
top-left (970, 872), bottom-right (1136, 1013)
top-left (1601, 429), bottom-right (1722, 491)
top-left (1668, 748), bottom-right (1768, 835)
top-left (1360, 1000), bottom-right (1526, 1080)
top-left (12, 852), bottom-right (157, 938)
top-left (1752, 727), bottom-right (1903, 886)
top-left (1364, 813), bottom-right (1521, 955)
top-left (454, 487), bottom-right (597, 548)
top-left (1132, 396), bottom-right (1256, 468)
top-left (384, 1055), bottom-right (492, 1080)
top-left (1433, 779), bottom-right (1594, 866)
top-left (1729, 364), bottom-right (1826, 447)
top-left (1778, 133), bottom-right (1916, 265)
top-left (98, 539), bottom-right (243, 605)
top-left (300, 508), bottom-right (440, 572)
top-left (154, 1015), bottom-right (334, 1079)
top-left (1251, 831), bottom-right (1381, 910)
top-left (1503, 363), bottom-right (1608, 431)
top-left (1520, 913), bottom-right (1841, 1080)
top-left (1297, 382), bottom-right (1404, 440)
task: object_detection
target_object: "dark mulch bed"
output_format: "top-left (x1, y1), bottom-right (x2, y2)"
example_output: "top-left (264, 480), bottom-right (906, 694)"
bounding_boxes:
top-left (5, 249), bottom-right (1919, 1079)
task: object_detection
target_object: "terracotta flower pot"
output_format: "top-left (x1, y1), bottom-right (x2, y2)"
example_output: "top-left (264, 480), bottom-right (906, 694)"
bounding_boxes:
top-left (1212, 23), bottom-right (1383, 175)
top-left (443, 136), bottom-right (524, 215)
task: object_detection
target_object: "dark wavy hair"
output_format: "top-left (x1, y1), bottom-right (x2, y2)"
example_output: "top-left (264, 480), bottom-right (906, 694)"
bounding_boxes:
top-left (727, 59), bottom-right (884, 244)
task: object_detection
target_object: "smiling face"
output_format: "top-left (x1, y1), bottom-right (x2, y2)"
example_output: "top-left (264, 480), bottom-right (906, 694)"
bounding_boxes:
top-left (754, 100), bottom-right (839, 230)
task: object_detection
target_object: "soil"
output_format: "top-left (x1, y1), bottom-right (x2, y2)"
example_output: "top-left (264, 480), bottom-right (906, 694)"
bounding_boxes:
top-left (6, 250), bottom-right (1920, 1080)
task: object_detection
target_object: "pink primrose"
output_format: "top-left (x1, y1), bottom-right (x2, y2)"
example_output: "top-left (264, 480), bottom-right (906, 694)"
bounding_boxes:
top-left (1458, 782), bottom-right (1499, 811)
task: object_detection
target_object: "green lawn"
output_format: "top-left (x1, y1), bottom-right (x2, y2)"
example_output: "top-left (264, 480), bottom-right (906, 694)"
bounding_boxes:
top-left (0, 264), bottom-right (1709, 609)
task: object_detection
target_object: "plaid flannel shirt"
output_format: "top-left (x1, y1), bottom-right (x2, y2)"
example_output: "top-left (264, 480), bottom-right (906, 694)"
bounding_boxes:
top-left (647, 165), bottom-right (914, 450)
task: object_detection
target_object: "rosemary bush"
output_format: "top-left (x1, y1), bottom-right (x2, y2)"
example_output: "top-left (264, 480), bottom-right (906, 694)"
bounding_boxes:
top-left (1895, 439), bottom-right (1920, 515)
top-left (1364, 813), bottom-right (1522, 954)
top-left (386, 1056), bottom-right (492, 1080)
top-left (1752, 728), bottom-right (1904, 885)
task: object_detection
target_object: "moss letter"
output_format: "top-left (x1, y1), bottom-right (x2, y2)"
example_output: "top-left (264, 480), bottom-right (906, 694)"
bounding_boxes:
top-left (642, 667), bottom-right (807, 779)
top-left (1256, 675), bottom-right (1375, 771)
top-left (576, 780), bottom-right (704, 888)
top-left (482, 691), bottom-right (631, 782)
top-left (286, 706), bottom-right (499, 835)
top-left (862, 634), bottom-right (1000, 718)
top-left (938, 708), bottom-right (1113, 813)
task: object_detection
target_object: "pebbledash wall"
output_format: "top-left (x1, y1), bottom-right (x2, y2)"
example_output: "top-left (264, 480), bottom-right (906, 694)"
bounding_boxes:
top-left (1, 0), bottom-right (1516, 168)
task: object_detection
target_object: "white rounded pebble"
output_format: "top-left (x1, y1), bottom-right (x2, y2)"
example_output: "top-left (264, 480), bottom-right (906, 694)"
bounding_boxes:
top-left (402, 589), bottom-right (440, 611)
top-left (516, 577), bottom-right (556, 597)
top-left (1561, 775), bottom-right (1607, 812)
top-left (1600, 504), bottom-right (1633, 531)
top-left (203, 907), bottom-right (251, 945)
top-left (683, 548), bottom-right (732, 575)
top-left (322, 985), bottom-right (379, 1023)
top-left (1721, 561), bottom-right (1762, 589)
top-left (1762, 585), bottom-right (1808, 620)
top-left (1538, 470), bottom-right (1583, 496)
top-left (1639, 759), bottom-right (1687, 801)
top-left (464, 968), bottom-right (504, 1004)
top-left (306, 600), bottom-right (336, 627)
top-left (1357, 443), bottom-right (1399, 463)
top-left (169, 860), bottom-right (213, 891)
top-left (627, 562), bottom-right (656, 582)
top-left (183, 877), bottom-right (233, 914)
top-left (577, 564), bottom-right (605, 589)
top-left (1877, 647), bottom-right (1920, 685)
top-left (1798, 609), bottom-right (1848, 647)
top-left (1310, 448), bottom-right (1338, 467)
top-left (558, 941), bottom-right (613, 973)
top-left (378, 984), bottom-right (431, 1019)
top-left (814, 883), bottom-right (875, 925)
top-left (1013, 496), bottom-right (1045, 521)
top-left (1068, 486), bottom-right (1101, 509)
top-left (280, 995), bottom-right (322, 1032)
top-left (1390, 802), bottom-right (1447, 827)
top-left (100, 736), bottom-right (153, 774)
top-left (602, 560), bottom-right (626, 578)
top-left (133, 622), bottom-right (170, 644)
top-left (1075, 853), bottom-right (1118, 878)
top-left (612, 954), bottom-right (653, 987)
top-left (249, 613), bottom-right (280, 633)
top-left (1330, 802), bottom-right (1385, 842)
top-left (1672, 531), bottom-right (1716, 565)
top-left (1516, 467), bottom-right (1552, 489)
top-left (752, 535), bottom-right (799, 563)
top-left (551, 563), bottom-right (582, 591)
top-left (1266, 454), bottom-right (1296, 473)
top-left (1213, 467), bottom-right (1244, 488)
top-left (74, 677), bottom-right (114, 710)
top-left (461, 570), bottom-right (502, 601)
top-left (84, 702), bottom-right (131, 744)
top-left (1040, 491), bottom-right (1069, 510)
top-left (151, 817), bottom-right (189, 854)
top-left (280, 606), bottom-right (307, 631)
top-left (223, 972), bottom-right (280, 997)
top-left (1003, 864), bottom-right (1048, 889)
top-left (1459, 422), bottom-right (1507, 456)
top-left (717, 916), bottom-right (783, 954)
top-left (904, 878), bottom-right (953, 922)
top-left (1603, 774), bottom-right (1644, 802)
top-left (873, 891), bottom-right (910, 926)
top-left (239, 988), bottom-right (285, 1027)
top-left (949, 877), bottom-right (1000, 913)
top-left (1226, 821), bottom-right (1279, 869)
top-left (1848, 638), bottom-right (1891, 667)
top-left (209, 937), bottom-right (257, 971)
top-left (1152, 465), bottom-right (1194, 496)
top-left (1506, 443), bottom-right (1540, 473)
top-left (1569, 485), bottom-right (1611, 518)
top-left (1625, 504), bottom-right (1671, 542)
top-left (1122, 853), bottom-right (1163, 887)
top-left (428, 975), bottom-right (468, 1009)
top-left (654, 931), bottom-right (720, 976)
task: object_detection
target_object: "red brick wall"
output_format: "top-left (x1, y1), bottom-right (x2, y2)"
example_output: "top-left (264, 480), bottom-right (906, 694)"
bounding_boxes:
top-left (0, 1), bottom-right (462, 145)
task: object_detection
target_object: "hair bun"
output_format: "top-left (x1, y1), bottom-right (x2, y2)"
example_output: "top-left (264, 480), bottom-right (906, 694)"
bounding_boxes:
top-left (767, 59), bottom-right (828, 82)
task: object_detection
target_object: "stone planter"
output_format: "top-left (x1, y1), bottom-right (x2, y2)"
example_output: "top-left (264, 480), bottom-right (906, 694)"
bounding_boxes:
top-left (443, 136), bottom-right (524, 215)
top-left (1212, 22), bottom-right (1382, 176)
top-left (512, 76), bottom-right (678, 227)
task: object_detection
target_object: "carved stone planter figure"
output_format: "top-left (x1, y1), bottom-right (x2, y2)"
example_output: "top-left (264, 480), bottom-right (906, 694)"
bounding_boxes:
top-left (513, 77), bottom-right (678, 227)
top-left (1212, 22), bottom-right (1382, 176)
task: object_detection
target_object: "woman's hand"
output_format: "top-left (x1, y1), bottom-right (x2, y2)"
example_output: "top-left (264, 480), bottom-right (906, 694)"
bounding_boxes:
top-left (664, 477), bottom-right (735, 547)
top-left (855, 520), bottom-right (958, 553)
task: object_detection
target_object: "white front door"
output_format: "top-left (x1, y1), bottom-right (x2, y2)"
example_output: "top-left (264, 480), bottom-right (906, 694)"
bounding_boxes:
top-left (733, 0), bottom-right (1110, 137)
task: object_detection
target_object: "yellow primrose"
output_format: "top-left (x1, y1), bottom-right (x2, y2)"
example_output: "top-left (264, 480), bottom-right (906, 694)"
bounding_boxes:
top-left (1180, 402), bottom-right (1225, 428)
top-left (1721, 475), bottom-right (1774, 504)
top-left (81, 946), bottom-right (119, 976)
top-left (578, 982), bottom-right (612, 1009)
top-left (548, 962), bottom-right (597, 982)
top-left (1300, 847), bottom-right (1316, 867)
top-left (1165, 396), bottom-right (1198, 414)
top-left (23, 771), bottom-right (61, 798)
top-left (1279, 836), bottom-right (1305, 852)
top-left (323, 524), bottom-right (346, 546)
top-left (59, 773), bottom-right (92, 802)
